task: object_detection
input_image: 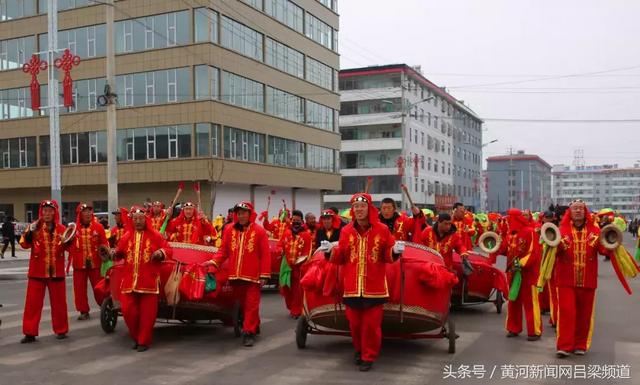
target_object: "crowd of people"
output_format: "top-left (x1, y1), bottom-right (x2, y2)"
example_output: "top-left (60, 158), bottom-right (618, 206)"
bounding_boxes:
top-left (14, 193), bottom-right (640, 371)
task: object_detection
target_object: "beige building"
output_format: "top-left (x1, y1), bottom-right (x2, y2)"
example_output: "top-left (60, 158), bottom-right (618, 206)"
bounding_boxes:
top-left (0, 0), bottom-right (340, 222)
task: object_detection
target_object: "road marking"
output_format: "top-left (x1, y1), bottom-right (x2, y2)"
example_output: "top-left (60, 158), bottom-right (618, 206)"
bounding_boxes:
top-left (0, 335), bottom-right (105, 365)
top-left (140, 329), bottom-right (295, 384)
top-left (0, 318), bottom-right (101, 347)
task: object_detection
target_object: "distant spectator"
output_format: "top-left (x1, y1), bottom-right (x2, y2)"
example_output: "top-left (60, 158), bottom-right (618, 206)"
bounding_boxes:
top-left (1, 216), bottom-right (16, 258)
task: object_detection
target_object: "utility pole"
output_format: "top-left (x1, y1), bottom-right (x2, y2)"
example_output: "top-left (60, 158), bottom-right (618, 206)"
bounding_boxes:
top-left (106, 0), bottom-right (118, 225)
top-left (47, 0), bottom-right (62, 205)
top-left (528, 162), bottom-right (533, 210)
top-left (400, 71), bottom-right (407, 211)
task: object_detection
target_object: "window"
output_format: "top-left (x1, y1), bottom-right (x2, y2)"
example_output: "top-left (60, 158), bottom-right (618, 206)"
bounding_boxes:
top-left (167, 69), bottom-right (177, 102)
top-left (167, 12), bottom-right (177, 46)
top-left (266, 86), bottom-right (304, 123)
top-left (421, 132), bottom-right (425, 145)
top-left (307, 144), bottom-right (334, 172)
top-left (305, 12), bottom-right (335, 50)
top-left (222, 71), bottom-right (264, 112)
top-left (194, 8), bottom-right (218, 43)
top-left (145, 72), bottom-right (155, 105)
top-left (265, 38), bottom-right (304, 78)
top-left (268, 136), bottom-right (305, 168)
top-left (306, 100), bottom-right (334, 131)
top-left (221, 16), bottom-right (263, 61)
top-left (116, 11), bottom-right (189, 53)
top-left (224, 126), bottom-right (265, 163)
top-left (265, 0), bottom-right (303, 33)
top-left (87, 79), bottom-right (97, 111)
top-left (196, 123), bottom-right (220, 157)
top-left (89, 132), bottom-right (98, 163)
top-left (144, 16), bottom-right (155, 49)
top-left (306, 56), bottom-right (334, 90)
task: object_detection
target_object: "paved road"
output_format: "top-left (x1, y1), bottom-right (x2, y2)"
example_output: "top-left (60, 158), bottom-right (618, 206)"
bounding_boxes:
top-left (0, 239), bottom-right (638, 385)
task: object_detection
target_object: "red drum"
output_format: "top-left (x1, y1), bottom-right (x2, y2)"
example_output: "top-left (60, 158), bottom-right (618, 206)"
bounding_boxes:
top-left (269, 238), bottom-right (283, 281)
top-left (451, 251), bottom-right (508, 311)
top-left (299, 242), bottom-right (458, 338)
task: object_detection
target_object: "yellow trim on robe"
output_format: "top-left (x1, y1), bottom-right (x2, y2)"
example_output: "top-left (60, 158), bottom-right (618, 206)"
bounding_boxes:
top-left (586, 295), bottom-right (597, 351)
top-left (531, 285), bottom-right (542, 336)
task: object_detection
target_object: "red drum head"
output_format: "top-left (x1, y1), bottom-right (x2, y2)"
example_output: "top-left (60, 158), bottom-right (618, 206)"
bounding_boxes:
top-left (451, 251), bottom-right (507, 302)
top-left (169, 242), bottom-right (218, 265)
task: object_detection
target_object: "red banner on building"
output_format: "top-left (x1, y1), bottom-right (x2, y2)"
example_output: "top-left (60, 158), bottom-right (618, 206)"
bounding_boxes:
top-left (435, 195), bottom-right (457, 212)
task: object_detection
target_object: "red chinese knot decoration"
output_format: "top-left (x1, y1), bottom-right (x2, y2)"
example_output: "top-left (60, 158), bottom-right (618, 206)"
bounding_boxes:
top-left (396, 156), bottom-right (405, 177)
top-left (54, 49), bottom-right (81, 107)
top-left (22, 55), bottom-right (48, 110)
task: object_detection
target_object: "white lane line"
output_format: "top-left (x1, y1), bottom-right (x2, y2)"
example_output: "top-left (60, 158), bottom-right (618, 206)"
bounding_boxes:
top-left (140, 329), bottom-right (294, 384)
top-left (0, 335), bottom-right (105, 365)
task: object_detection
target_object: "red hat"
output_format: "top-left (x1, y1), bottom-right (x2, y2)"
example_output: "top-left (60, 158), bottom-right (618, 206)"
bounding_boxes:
top-left (349, 193), bottom-right (379, 223)
top-left (506, 208), bottom-right (529, 232)
top-left (560, 199), bottom-right (596, 232)
top-left (321, 209), bottom-right (341, 229)
top-left (39, 199), bottom-right (60, 224)
top-left (233, 201), bottom-right (257, 223)
top-left (75, 202), bottom-right (95, 225)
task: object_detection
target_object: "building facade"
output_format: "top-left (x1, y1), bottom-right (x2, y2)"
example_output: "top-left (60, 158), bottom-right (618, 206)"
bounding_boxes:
top-left (325, 64), bottom-right (483, 212)
top-left (552, 164), bottom-right (640, 219)
top-left (486, 151), bottom-right (552, 213)
top-left (0, 0), bottom-right (341, 222)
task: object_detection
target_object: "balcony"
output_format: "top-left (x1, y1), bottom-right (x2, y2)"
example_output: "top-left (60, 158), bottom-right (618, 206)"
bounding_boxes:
top-left (341, 138), bottom-right (403, 152)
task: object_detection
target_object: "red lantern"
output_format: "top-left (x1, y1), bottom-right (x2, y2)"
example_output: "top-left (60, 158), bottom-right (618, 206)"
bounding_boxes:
top-left (54, 49), bottom-right (81, 108)
top-left (22, 55), bottom-right (48, 110)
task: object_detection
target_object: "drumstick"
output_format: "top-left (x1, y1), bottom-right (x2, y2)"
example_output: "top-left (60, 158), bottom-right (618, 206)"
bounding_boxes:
top-left (364, 176), bottom-right (373, 194)
top-left (194, 181), bottom-right (202, 212)
top-left (160, 181), bottom-right (185, 235)
top-left (400, 184), bottom-right (416, 208)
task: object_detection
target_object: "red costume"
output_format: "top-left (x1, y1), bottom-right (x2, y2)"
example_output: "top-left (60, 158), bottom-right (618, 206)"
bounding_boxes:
top-left (329, 193), bottom-right (396, 364)
top-left (262, 209), bottom-right (290, 240)
top-left (279, 228), bottom-right (313, 317)
top-left (491, 209), bottom-right (542, 338)
top-left (68, 203), bottom-right (109, 315)
top-left (418, 224), bottom-right (468, 268)
top-left (19, 200), bottom-right (69, 338)
top-left (114, 207), bottom-right (172, 348)
top-left (452, 216), bottom-right (476, 250)
top-left (212, 202), bottom-right (270, 336)
top-left (109, 208), bottom-right (130, 248)
top-left (166, 203), bottom-right (216, 245)
top-left (554, 203), bottom-right (611, 353)
top-left (150, 212), bottom-right (166, 232)
top-left (379, 211), bottom-right (424, 242)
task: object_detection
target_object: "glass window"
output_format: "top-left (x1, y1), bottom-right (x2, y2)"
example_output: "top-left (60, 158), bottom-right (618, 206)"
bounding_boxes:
top-left (268, 136), bottom-right (304, 168)
top-left (224, 126), bottom-right (265, 163)
top-left (265, 37), bottom-right (304, 78)
top-left (305, 56), bottom-right (333, 90)
top-left (115, 11), bottom-right (189, 54)
top-left (265, 0), bottom-right (303, 33)
top-left (194, 8), bottom-right (218, 43)
top-left (221, 71), bottom-right (264, 112)
top-left (220, 15), bottom-right (263, 62)
top-left (39, 135), bottom-right (49, 166)
top-left (306, 100), bottom-right (334, 131)
top-left (195, 65), bottom-right (219, 100)
top-left (241, 0), bottom-right (263, 10)
top-left (266, 86), bottom-right (303, 123)
top-left (0, 86), bottom-right (34, 120)
top-left (0, 0), bottom-right (37, 21)
top-left (305, 12), bottom-right (334, 50)
top-left (0, 35), bottom-right (36, 71)
top-left (307, 144), bottom-right (335, 172)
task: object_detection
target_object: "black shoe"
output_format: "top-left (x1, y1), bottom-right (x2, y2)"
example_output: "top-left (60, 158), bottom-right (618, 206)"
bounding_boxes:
top-left (359, 361), bottom-right (373, 372)
top-left (132, 342), bottom-right (139, 350)
top-left (506, 332), bottom-right (519, 338)
top-left (242, 333), bottom-right (255, 347)
top-left (77, 312), bottom-right (90, 321)
top-left (137, 345), bottom-right (149, 352)
top-left (556, 350), bottom-right (570, 358)
top-left (354, 352), bottom-right (362, 365)
top-left (527, 335), bottom-right (541, 341)
top-left (11, 254), bottom-right (16, 258)
top-left (20, 335), bottom-right (36, 344)
top-left (56, 333), bottom-right (67, 340)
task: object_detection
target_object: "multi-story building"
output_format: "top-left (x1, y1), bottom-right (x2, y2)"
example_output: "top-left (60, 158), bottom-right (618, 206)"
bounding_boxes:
top-left (0, 0), bottom-right (341, 222)
top-left (486, 151), bottom-right (552, 212)
top-left (325, 64), bottom-right (483, 212)
top-left (552, 164), bottom-right (640, 219)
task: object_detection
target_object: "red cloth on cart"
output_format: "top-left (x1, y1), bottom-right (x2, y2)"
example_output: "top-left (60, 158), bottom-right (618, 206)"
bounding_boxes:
top-left (179, 264), bottom-right (206, 301)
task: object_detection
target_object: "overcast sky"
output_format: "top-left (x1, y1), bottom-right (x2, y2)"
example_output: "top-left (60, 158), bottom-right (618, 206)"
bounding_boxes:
top-left (338, 0), bottom-right (640, 168)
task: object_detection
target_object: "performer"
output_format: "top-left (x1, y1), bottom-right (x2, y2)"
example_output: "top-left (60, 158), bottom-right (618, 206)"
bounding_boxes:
top-left (553, 200), bottom-right (613, 357)
top-left (262, 207), bottom-right (290, 240)
top-left (109, 208), bottom-right (129, 248)
top-left (452, 202), bottom-right (476, 250)
top-left (538, 211), bottom-right (557, 321)
top-left (418, 213), bottom-right (469, 269)
top-left (319, 192), bottom-right (401, 372)
top-left (166, 202), bottom-right (216, 245)
top-left (148, 201), bottom-right (167, 232)
top-left (206, 202), bottom-right (270, 347)
top-left (278, 210), bottom-right (312, 318)
top-left (490, 209), bottom-right (542, 341)
top-left (112, 206), bottom-right (172, 352)
top-left (304, 212), bottom-right (319, 249)
top-left (315, 209), bottom-right (343, 246)
top-left (378, 197), bottom-right (424, 242)
top-left (68, 203), bottom-right (109, 320)
top-left (19, 200), bottom-right (69, 343)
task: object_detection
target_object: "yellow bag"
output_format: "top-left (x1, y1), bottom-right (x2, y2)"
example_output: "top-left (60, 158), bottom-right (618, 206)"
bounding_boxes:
top-left (165, 263), bottom-right (182, 306)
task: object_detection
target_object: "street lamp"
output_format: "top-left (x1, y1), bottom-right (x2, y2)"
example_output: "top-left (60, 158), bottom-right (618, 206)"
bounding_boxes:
top-left (483, 139), bottom-right (498, 148)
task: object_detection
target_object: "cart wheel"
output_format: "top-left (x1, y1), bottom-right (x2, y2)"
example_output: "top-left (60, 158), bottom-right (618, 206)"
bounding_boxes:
top-left (100, 297), bottom-right (117, 334)
top-left (295, 315), bottom-right (309, 349)
top-left (447, 317), bottom-right (456, 354)
top-left (495, 292), bottom-right (504, 314)
top-left (232, 302), bottom-right (243, 338)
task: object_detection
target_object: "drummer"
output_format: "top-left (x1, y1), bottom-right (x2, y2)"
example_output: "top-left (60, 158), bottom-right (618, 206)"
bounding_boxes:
top-left (304, 212), bottom-right (319, 249)
top-left (278, 210), bottom-right (313, 318)
top-left (148, 200), bottom-right (167, 232)
top-left (452, 203), bottom-right (476, 250)
top-left (315, 209), bottom-right (343, 247)
top-left (319, 192), bottom-right (402, 372)
top-left (417, 213), bottom-right (469, 269)
top-left (379, 198), bottom-right (424, 242)
top-left (109, 208), bottom-right (129, 248)
top-left (111, 206), bottom-right (172, 352)
top-left (166, 202), bottom-right (216, 245)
